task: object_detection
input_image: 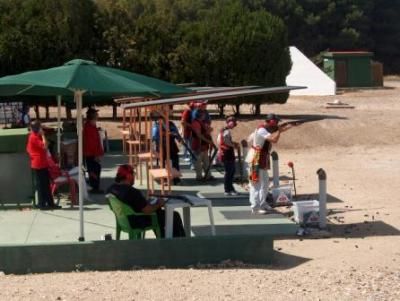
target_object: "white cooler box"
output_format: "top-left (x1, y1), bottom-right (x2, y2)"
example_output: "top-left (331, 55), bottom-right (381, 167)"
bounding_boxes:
top-left (293, 200), bottom-right (320, 226)
top-left (271, 184), bottom-right (292, 205)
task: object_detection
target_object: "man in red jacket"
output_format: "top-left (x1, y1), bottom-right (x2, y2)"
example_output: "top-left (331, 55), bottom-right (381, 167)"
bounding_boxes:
top-left (83, 108), bottom-right (104, 194)
top-left (26, 120), bottom-right (61, 210)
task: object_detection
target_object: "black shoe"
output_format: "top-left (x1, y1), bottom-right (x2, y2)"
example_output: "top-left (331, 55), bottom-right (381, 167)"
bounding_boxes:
top-left (49, 204), bottom-right (62, 210)
top-left (89, 188), bottom-right (104, 195)
top-left (39, 206), bottom-right (51, 211)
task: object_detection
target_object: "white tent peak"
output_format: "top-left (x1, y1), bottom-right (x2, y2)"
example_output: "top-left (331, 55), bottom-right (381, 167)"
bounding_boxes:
top-left (286, 46), bottom-right (336, 96)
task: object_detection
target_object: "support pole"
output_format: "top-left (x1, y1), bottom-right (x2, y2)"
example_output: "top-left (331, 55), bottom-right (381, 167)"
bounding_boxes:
top-left (165, 106), bottom-right (171, 194)
top-left (317, 168), bottom-right (327, 229)
top-left (271, 151), bottom-right (279, 187)
top-left (75, 91), bottom-right (85, 242)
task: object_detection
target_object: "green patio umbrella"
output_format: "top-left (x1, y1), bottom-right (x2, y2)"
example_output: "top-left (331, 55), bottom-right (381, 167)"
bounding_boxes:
top-left (0, 59), bottom-right (190, 241)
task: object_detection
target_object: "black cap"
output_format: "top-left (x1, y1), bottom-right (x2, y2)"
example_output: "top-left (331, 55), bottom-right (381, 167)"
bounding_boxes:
top-left (86, 107), bottom-right (99, 114)
top-left (265, 113), bottom-right (281, 122)
top-left (86, 107), bottom-right (99, 120)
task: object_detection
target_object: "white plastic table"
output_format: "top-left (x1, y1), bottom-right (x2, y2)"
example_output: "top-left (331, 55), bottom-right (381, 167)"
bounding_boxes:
top-left (164, 195), bottom-right (216, 239)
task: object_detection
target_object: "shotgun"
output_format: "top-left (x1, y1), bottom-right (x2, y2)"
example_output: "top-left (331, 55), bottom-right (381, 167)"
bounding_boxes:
top-left (203, 146), bottom-right (218, 180)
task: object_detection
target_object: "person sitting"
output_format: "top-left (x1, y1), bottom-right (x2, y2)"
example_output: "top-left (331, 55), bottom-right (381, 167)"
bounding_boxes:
top-left (107, 164), bottom-right (186, 238)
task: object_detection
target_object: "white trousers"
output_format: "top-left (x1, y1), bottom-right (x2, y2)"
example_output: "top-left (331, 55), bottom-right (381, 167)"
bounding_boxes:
top-left (249, 168), bottom-right (269, 209)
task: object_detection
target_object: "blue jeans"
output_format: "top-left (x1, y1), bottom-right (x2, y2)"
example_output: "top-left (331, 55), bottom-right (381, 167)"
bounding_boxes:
top-left (183, 138), bottom-right (191, 158)
top-left (224, 161), bottom-right (236, 193)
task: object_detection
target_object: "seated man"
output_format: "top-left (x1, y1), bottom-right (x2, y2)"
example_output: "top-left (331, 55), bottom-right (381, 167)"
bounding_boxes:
top-left (107, 164), bottom-right (185, 238)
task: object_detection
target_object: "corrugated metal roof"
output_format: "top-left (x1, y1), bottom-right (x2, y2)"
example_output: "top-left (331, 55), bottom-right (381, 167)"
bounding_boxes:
top-left (121, 86), bottom-right (306, 109)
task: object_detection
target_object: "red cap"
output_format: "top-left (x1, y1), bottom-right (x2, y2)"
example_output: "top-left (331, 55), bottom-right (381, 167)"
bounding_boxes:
top-left (116, 164), bottom-right (134, 179)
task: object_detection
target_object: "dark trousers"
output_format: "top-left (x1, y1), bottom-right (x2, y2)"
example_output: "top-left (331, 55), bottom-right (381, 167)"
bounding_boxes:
top-left (171, 152), bottom-right (180, 171)
top-left (34, 168), bottom-right (54, 207)
top-left (128, 209), bottom-right (185, 238)
top-left (171, 152), bottom-right (181, 184)
top-left (223, 161), bottom-right (236, 193)
top-left (161, 151), bottom-right (180, 185)
top-left (85, 156), bottom-right (101, 190)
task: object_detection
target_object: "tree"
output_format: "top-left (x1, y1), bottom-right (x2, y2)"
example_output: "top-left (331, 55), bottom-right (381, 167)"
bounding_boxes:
top-left (172, 0), bottom-right (291, 105)
top-left (371, 0), bottom-right (400, 73)
top-left (0, 0), bottom-right (97, 76)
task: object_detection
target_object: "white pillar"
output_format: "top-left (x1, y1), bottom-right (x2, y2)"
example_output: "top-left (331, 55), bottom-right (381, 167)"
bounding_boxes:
top-left (75, 91), bottom-right (85, 241)
top-left (317, 168), bottom-right (327, 229)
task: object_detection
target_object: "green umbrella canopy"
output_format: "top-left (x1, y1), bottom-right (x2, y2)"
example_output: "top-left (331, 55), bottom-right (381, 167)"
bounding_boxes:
top-left (0, 59), bottom-right (190, 242)
top-left (0, 59), bottom-right (189, 98)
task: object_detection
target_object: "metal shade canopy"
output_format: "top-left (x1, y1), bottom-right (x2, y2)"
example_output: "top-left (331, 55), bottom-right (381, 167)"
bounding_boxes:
top-left (122, 86), bottom-right (306, 109)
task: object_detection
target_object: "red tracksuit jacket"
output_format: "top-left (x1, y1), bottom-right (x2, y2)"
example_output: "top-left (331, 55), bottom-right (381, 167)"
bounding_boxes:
top-left (26, 132), bottom-right (49, 169)
top-left (83, 121), bottom-right (104, 157)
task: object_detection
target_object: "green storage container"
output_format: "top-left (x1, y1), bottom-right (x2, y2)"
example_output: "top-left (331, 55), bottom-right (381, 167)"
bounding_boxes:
top-left (322, 51), bottom-right (373, 87)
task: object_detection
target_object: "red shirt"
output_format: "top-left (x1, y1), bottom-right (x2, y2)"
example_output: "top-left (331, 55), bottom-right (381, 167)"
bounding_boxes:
top-left (83, 122), bottom-right (104, 157)
top-left (26, 132), bottom-right (49, 169)
top-left (191, 119), bottom-right (209, 152)
top-left (181, 109), bottom-right (192, 138)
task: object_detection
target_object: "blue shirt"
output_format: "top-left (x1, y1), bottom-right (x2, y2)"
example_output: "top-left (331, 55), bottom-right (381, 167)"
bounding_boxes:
top-left (191, 109), bottom-right (211, 123)
top-left (152, 121), bottom-right (180, 145)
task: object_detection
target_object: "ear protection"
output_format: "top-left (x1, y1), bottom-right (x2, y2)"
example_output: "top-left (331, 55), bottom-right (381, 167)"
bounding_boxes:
top-left (226, 117), bottom-right (237, 128)
top-left (227, 120), bottom-right (236, 128)
top-left (266, 119), bottom-right (278, 127)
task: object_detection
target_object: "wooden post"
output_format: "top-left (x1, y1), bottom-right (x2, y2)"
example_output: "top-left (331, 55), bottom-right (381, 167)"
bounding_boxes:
top-left (164, 106), bottom-right (171, 194)
top-left (122, 107), bottom-right (126, 153)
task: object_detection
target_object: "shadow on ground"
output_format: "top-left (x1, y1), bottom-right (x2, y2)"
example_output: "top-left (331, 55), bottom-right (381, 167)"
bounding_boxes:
top-left (177, 251), bottom-right (311, 271)
top-left (329, 220), bottom-right (400, 238)
top-left (192, 223), bottom-right (297, 237)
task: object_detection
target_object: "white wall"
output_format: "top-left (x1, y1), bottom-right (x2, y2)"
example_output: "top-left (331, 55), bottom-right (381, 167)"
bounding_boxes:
top-left (286, 46), bottom-right (336, 95)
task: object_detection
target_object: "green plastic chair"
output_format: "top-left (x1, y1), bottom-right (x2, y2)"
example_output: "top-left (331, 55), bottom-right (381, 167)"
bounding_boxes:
top-left (106, 194), bottom-right (161, 240)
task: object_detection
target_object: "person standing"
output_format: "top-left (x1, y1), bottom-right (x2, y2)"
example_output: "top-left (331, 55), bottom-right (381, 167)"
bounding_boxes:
top-left (248, 114), bottom-right (293, 214)
top-left (217, 116), bottom-right (239, 196)
top-left (18, 105), bottom-right (30, 127)
top-left (191, 109), bottom-right (215, 181)
top-left (152, 117), bottom-right (182, 185)
top-left (26, 120), bottom-right (60, 210)
top-left (83, 107), bottom-right (104, 194)
top-left (107, 164), bottom-right (185, 238)
top-left (180, 101), bottom-right (195, 163)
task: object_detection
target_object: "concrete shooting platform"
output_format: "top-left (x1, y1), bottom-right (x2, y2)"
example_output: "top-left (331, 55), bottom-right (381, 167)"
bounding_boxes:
top-left (0, 152), bottom-right (297, 274)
